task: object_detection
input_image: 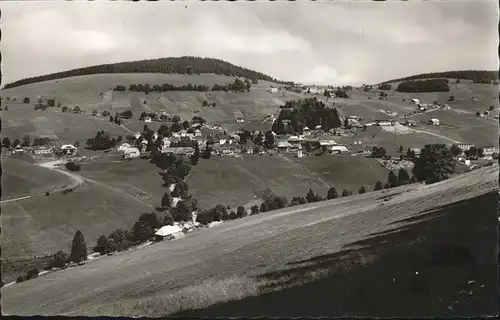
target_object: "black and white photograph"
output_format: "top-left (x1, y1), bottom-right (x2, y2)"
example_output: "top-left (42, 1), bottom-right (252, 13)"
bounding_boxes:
top-left (1, 0), bottom-right (499, 318)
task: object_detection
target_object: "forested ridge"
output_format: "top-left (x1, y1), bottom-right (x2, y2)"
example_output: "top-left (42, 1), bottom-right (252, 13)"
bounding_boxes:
top-left (381, 70), bottom-right (499, 84)
top-left (4, 56), bottom-right (293, 89)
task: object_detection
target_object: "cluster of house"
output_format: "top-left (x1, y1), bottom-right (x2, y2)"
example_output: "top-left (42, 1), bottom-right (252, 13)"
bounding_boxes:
top-left (10, 144), bottom-right (77, 157)
top-left (154, 221), bottom-right (201, 242)
top-left (276, 134), bottom-right (349, 156)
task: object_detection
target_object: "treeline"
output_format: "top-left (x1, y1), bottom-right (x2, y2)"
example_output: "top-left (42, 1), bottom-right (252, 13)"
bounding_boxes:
top-left (381, 70), bottom-right (499, 84)
top-left (272, 98), bottom-right (342, 134)
top-left (396, 79), bottom-right (450, 93)
top-left (114, 78), bottom-right (251, 93)
top-left (4, 56), bottom-right (288, 89)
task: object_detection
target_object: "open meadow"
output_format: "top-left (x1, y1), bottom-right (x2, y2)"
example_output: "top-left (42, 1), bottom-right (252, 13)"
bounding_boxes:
top-left (1, 165), bottom-right (497, 317)
top-left (1, 155), bottom-right (72, 199)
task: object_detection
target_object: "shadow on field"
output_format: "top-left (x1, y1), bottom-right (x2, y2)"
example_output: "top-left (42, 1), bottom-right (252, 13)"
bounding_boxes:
top-left (173, 191), bottom-right (499, 318)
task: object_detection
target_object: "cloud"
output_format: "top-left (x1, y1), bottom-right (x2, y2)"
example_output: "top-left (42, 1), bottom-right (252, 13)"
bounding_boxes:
top-left (1, 1), bottom-right (498, 86)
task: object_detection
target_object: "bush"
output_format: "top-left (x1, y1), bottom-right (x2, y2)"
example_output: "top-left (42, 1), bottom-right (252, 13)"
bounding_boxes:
top-left (342, 189), bottom-right (352, 197)
top-left (50, 250), bottom-right (69, 268)
top-left (65, 161), bottom-right (81, 171)
top-left (250, 205), bottom-right (260, 215)
top-left (374, 181), bottom-right (383, 191)
top-left (358, 186), bottom-right (366, 194)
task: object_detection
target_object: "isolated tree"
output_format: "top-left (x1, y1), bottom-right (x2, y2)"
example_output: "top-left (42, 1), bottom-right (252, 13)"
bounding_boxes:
top-left (476, 111), bottom-right (481, 117)
top-left (450, 144), bottom-right (462, 157)
top-left (374, 181), bottom-right (384, 191)
top-left (202, 144), bottom-right (211, 159)
top-left (12, 139), bottom-right (21, 147)
top-left (164, 211), bottom-right (175, 226)
top-left (398, 168), bottom-right (411, 185)
top-left (236, 206), bottom-right (247, 218)
top-left (448, 95), bottom-right (455, 102)
top-left (489, 105), bottom-right (495, 111)
top-left (412, 144), bottom-right (455, 184)
top-left (190, 145), bottom-right (200, 165)
top-left (250, 205), bottom-right (260, 215)
top-left (93, 235), bottom-right (111, 254)
top-left (21, 135), bottom-right (31, 147)
top-left (139, 212), bottom-right (162, 229)
top-left (399, 145), bottom-right (404, 153)
top-left (327, 187), bottom-right (339, 199)
top-left (69, 230), bottom-right (88, 263)
top-left (358, 185), bottom-right (366, 194)
top-left (132, 220), bottom-right (154, 243)
top-left (306, 188), bottom-right (321, 203)
top-left (343, 117), bottom-right (350, 129)
top-left (388, 171), bottom-right (399, 188)
top-left (51, 250), bottom-right (69, 268)
top-left (161, 192), bottom-right (172, 209)
top-left (291, 196), bottom-right (307, 206)
top-left (342, 189), bottom-right (352, 197)
top-left (182, 120), bottom-right (190, 130)
top-left (172, 115), bottom-right (181, 123)
top-left (2, 137), bottom-right (11, 148)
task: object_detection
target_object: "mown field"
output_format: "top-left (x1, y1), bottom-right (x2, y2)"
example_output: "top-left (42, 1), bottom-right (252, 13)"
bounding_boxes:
top-left (1, 181), bottom-right (153, 264)
top-left (1, 155), bottom-right (71, 199)
top-left (1, 103), bottom-right (129, 147)
top-left (1, 166), bottom-right (497, 317)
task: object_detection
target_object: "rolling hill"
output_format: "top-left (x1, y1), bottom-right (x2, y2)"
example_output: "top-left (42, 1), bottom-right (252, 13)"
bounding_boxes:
top-left (1, 165), bottom-right (497, 317)
top-left (3, 56), bottom-right (293, 90)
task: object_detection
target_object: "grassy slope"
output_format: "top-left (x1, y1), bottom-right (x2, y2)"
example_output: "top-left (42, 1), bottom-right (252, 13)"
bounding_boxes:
top-left (1, 155), bottom-right (71, 199)
top-left (0, 180), bottom-right (153, 263)
top-left (187, 155), bottom-right (389, 209)
top-left (1, 166), bottom-right (497, 317)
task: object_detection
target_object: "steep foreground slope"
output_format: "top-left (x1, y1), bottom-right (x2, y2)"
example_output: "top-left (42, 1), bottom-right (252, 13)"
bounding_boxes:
top-left (1, 166), bottom-right (498, 317)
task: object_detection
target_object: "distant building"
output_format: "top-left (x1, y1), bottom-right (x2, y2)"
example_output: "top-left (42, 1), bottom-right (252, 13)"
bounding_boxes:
top-left (144, 117), bottom-right (152, 123)
top-left (302, 126), bottom-right (311, 136)
top-left (235, 118), bottom-right (245, 123)
top-left (429, 118), bottom-right (440, 126)
top-left (123, 147), bottom-right (140, 159)
top-left (117, 143), bottom-right (132, 152)
top-left (194, 129), bottom-right (202, 137)
top-left (482, 146), bottom-right (499, 156)
top-left (154, 225), bottom-right (184, 241)
top-left (12, 146), bottom-right (24, 153)
top-left (411, 98), bottom-right (420, 104)
top-left (376, 120), bottom-right (393, 127)
top-left (32, 146), bottom-right (53, 155)
top-left (269, 87), bottom-right (278, 93)
top-left (328, 145), bottom-right (349, 154)
top-left (60, 144), bottom-right (77, 156)
top-left (161, 147), bottom-right (194, 156)
top-left (314, 125), bottom-right (322, 130)
top-left (409, 147), bottom-right (421, 157)
top-left (403, 120), bottom-right (416, 127)
top-left (277, 141), bottom-right (293, 152)
top-left (457, 143), bottom-right (475, 152)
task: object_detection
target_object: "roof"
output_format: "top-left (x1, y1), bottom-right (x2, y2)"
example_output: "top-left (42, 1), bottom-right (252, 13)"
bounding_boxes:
top-left (155, 225), bottom-right (183, 237)
top-left (277, 141), bottom-right (293, 148)
top-left (61, 144), bottom-right (76, 149)
top-left (320, 140), bottom-right (337, 146)
top-left (330, 145), bottom-right (349, 151)
top-left (123, 147), bottom-right (140, 153)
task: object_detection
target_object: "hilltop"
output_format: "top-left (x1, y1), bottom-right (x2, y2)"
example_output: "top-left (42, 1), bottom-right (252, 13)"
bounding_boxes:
top-left (380, 70), bottom-right (499, 85)
top-left (3, 56), bottom-right (294, 89)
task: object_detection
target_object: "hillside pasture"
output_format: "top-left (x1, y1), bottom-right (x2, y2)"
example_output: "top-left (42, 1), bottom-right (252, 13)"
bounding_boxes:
top-left (332, 126), bottom-right (454, 155)
top-left (1, 156), bottom-right (71, 199)
top-left (289, 154), bottom-right (389, 193)
top-left (409, 109), bottom-right (498, 146)
top-left (1, 180), bottom-right (154, 262)
top-left (1, 106), bottom-right (129, 146)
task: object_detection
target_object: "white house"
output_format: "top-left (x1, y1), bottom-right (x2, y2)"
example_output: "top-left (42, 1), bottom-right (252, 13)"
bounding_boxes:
top-left (483, 146), bottom-right (499, 156)
top-left (179, 129), bottom-right (188, 137)
top-left (457, 143), bottom-right (474, 152)
top-left (329, 145), bottom-right (349, 154)
top-left (411, 98), bottom-right (420, 104)
top-left (154, 225), bottom-right (184, 241)
top-left (348, 116), bottom-right (361, 121)
top-left (12, 146), bottom-right (24, 153)
top-left (277, 141), bottom-right (293, 151)
top-left (194, 129), bottom-right (202, 137)
top-left (376, 120), bottom-right (392, 127)
top-left (429, 118), bottom-right (440, 126)
top-left (134, 132), bottom-right (142, 140)
top-left (32, 146), bottom-right (53, 155)
top-left (123, 147), bottom-right (140, 159)
top-left (302, 126), bottom-right (311, 135)
top-left (319, 139), bottom-right (337, 147)
top-left (117, 143), bottom-right (132, 152)
top-left (314, 125), bottom-right (322, 130)
top-left (288, 135), bottom-right (303, 143)
top-left (459, 158), bottom-right (471, 166)
top-left (60, 144), bottom-right (77, 156)
top-left (269, 87), bottom-right (278, 93)
top-left (162, 137), bottom-right (172, 148)
top-left (235, 117), bottom-right (245, 123)
top-left (144, 117), bottom-right (152, 123)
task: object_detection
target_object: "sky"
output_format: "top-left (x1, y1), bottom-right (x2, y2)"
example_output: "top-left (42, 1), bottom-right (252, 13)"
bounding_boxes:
top-left (1, 0), bottom-right (498, 86)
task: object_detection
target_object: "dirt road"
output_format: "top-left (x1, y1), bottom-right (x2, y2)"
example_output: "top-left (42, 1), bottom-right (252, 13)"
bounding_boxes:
top-left (2, 166), bottom-right (497, 317)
